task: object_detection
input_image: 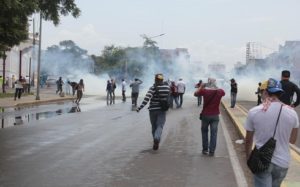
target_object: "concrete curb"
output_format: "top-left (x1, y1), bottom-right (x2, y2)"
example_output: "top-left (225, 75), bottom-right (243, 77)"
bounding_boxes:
top-left (221, 101), bottom-right (245, 138)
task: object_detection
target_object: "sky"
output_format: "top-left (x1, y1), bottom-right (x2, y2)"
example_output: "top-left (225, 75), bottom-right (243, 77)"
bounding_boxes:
top-left (38, 0), bottom-right (300, 68)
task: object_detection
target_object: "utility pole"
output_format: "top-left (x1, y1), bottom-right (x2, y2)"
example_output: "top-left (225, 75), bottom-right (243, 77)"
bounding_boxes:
top-left (19, 50), bottom-right (22, 78)
top-left (36, 12), bottom-right (42, 100)
top-left (2, 52), bottom-right (7, 93)
top-left (32, 17), bottom-right (36, 87)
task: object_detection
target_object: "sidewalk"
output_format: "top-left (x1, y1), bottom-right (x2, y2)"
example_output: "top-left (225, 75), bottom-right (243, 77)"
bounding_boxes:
top-left (222, 100), bottom-right (300, 187)
top-left (0, 87), bottom-right (74, 108)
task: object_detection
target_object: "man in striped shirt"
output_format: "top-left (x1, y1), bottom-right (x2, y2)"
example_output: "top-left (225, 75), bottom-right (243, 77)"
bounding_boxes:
top-left (136, 73), bottom-right (170, 150)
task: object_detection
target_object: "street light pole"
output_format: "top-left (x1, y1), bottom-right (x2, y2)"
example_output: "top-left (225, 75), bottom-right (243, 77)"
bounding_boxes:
top-left (149, 33), bottom-right (165, 39)
top-left (35, 12), bottom-right (42, 100)
top-left (2, 52), bottom-right (7, 93)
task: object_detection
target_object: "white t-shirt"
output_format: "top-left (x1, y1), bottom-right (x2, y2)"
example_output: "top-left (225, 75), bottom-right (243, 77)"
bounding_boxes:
top-left (177, 80), bottom-right (185, 93)
top-left (245, 102), bottom-right (299, 168)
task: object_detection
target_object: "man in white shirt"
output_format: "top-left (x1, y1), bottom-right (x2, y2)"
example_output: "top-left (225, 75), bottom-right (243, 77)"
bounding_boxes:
top-left (245, 78), bottom-right (299, 187)
top-left (177, 78), bottom-right (186, 108)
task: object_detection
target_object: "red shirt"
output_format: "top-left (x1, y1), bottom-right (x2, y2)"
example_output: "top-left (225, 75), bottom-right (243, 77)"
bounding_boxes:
top-left (195, 88), bottom-right (225, 115)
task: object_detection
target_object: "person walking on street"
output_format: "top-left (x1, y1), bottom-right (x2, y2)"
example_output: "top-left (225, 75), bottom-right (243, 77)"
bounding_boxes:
top-left (177, 78), bottom-right (186, 108)
top-left (122, 79), bottom-right (126, 102)
top-left (170, 81), bottom-right (179, 108)
top-left (106, 80), bottom-right (113, 105)
top-left (14, 76), bottom-right (24, 100)
top-left (195, 80), bottom-right (203, 106)
top-left (194, 78), bottom-right (225, 156)
top-left (230, 78), bottom-right (238, 108)
top-left (255, 82), bottom-right (262, 105)
top-left (136, 74), bottom-right (170, 150)
top-left (245, 78), bottom-right (299, 187)
top-left (111, 79), bottom-right (116, 104)
top-left (75, 79), bottom-right (84, 104)
top-left (130, 78), bottom-right (143, 110)
top-left (279, 70), bottom-right (300, 107)
top-left (56, 77), bottom-right (64, 95)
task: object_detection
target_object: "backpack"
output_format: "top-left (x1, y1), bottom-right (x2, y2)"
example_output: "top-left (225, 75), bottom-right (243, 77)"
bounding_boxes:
top-left (155, 85), bottom-right (170, 111)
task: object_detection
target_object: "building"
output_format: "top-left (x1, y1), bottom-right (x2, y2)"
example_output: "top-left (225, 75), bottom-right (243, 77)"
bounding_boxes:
top-left (0, 36), bottom-right (36, 88)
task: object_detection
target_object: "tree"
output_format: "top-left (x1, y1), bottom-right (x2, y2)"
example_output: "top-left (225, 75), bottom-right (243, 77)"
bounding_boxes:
top-left (0, 0), bottom-right (80, 93)
top-left (93, 45), bottom-right (127, 77)
top-left (141, 34), bottom-right (158, 48)
top-left (0, 0), bottom-right (80, 55)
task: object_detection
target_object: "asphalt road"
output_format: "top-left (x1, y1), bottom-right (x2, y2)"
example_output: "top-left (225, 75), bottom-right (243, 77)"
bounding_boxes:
top-left (0, 97), bottom-right (240, 187)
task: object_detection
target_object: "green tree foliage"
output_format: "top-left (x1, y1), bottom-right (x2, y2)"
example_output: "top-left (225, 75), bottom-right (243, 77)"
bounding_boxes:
top-left (94, 45), bottom-right (126, 77)
top-left (39, 0), bottom-right (80, 26)
top-left (93, 44), bottom-right (161, 80)
top-left (0, 0), bottom-right (80, 57)
top-left (0, 0), bottom-right (36, 55)
top-left (93, 36), bottom-right (171, 80)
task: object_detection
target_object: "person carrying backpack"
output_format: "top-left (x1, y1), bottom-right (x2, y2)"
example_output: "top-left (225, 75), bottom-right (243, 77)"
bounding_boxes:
top-left (136, 73), bottom-right (170, 150)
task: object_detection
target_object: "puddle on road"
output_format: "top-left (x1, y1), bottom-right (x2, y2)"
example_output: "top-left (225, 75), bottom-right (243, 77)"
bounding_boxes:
top-left (0, 96), bottom-right (113, 129)
top-left (0, 105), bottom-right (81, 129)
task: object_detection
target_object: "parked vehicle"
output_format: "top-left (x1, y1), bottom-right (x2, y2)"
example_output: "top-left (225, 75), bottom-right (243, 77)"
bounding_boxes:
top-left (46, 76), bottom-right (57, 87)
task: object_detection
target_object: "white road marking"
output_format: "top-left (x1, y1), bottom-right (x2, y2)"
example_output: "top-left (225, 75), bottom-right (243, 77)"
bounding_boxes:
top-left (220, 116), bottom-right (248, 187)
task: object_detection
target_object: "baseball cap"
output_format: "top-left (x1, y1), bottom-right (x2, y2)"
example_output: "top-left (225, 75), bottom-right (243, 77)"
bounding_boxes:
top-left (260, 78), bottom-right (283, 93)
top-left (155, 74), bottom-right (164, 80)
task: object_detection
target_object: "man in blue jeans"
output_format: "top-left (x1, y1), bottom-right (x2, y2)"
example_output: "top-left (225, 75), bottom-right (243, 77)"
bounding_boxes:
top-left (136, 74), bottom-right (170, 150)
top-left (194, 78), bottom-right (225, 156)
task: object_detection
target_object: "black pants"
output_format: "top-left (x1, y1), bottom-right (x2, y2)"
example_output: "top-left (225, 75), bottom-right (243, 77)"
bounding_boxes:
top-left (75, 90), bottom-right (83, 103)
top-left (56, 85), bottom-right (62, 94)
top-left (257, 95), bottom-right (262, 105)
top-left (178, 93), bottom-right (184, 107)
top-left (122, 90), bottom-right (126, 101)
top-left (131, 92), bottom-right (139, 106)
top-left (14, 88), bottom-right (23, 100)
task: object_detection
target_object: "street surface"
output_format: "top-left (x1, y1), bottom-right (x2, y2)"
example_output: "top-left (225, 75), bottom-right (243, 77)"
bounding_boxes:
top-left (0, 97), bottom-right (242, 187)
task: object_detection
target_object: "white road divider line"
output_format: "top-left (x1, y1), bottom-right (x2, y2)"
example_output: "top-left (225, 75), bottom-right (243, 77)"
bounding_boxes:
top-left (220, 116), bottom-right (248, 187)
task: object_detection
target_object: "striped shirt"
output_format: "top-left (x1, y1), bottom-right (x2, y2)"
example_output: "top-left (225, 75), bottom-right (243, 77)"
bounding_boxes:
top-left (138, 82), bottom-right (170, 111)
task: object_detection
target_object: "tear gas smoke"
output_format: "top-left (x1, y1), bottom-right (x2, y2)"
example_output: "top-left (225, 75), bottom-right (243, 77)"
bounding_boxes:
top-left (41, 41), bottom-right (300, 102)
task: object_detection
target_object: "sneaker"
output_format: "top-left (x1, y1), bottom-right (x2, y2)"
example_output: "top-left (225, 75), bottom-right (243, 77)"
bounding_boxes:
top-left (153, 139), bottom-right (159, 150)
top-left (209, 152), bottom-right (214, 157)
top-left (202, 150), bottom-right (209, 155)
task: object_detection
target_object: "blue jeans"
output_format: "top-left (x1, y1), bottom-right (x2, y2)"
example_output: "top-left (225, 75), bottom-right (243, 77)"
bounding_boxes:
top-left (178, 93), bottom-right (184, 107)
top-left (230, 92), bottom-right (237, 107)
top-left (170, 95), bottom-right (179, 108)
top-left (201, 115), bottom-right (219, 153)
top-left (131, 92), bottom-right (139, 106)
top-left (106, 91), bottom-right (112, 105)
top-left (254, 163), bottom-right (288, 187)
top-left (149, 110), bottom-right (166, 142)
